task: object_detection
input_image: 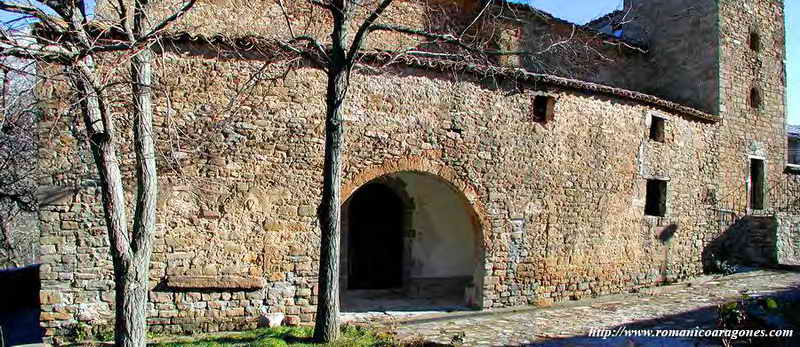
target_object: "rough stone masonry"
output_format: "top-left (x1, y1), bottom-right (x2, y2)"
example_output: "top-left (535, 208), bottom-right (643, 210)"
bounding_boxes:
top-left (13, 0), bottom-right (800, 342)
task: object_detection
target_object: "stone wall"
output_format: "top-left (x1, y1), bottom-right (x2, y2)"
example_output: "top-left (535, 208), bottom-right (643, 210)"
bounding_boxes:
top-left (710, 215), bottom-right (778, 266)
top-left (716, 0), bottom-right (786, 213)
top-left (489, 5), bottom-right (650, 91)
top-left (775, 213), bottom-right (800, 266)
top-left (623, 0), bottom-right (720, 114)
top-left (96, 0), bottom-right (479, 53)
top-left (709, 212), bottom-right (800, 267)
top-left (36, 49), bottom-right (722, 340)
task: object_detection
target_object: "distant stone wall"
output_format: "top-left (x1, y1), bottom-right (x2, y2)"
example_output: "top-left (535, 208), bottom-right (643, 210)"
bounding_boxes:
top-left (775, 213), bottom-right (800, 266)
top-left (0, 64), bottom-right (40, 269)
top-left (489, 5), bottom-right (650, 92)
top-left (35, 49), bottom-right (721, 341)
top-left (623, 0), bottom-right (720, 114)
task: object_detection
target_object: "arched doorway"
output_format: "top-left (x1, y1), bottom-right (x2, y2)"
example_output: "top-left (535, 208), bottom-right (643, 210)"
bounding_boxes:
top-left (341, 171), bottom-right (481, 312)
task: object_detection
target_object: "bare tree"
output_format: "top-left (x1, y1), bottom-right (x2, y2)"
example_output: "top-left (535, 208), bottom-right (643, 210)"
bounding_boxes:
top-left (0, 55), bottom-right (38, 268)
top-left (285, 1), bottom-right (399, 341)
top-left (0, 0), bottom-right (195, 345)
top-left (270, 0), bottom-right (636, 341)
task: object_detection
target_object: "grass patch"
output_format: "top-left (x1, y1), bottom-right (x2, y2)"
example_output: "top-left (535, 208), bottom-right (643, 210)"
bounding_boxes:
top-left (151, 325), bottom-right (398, 347)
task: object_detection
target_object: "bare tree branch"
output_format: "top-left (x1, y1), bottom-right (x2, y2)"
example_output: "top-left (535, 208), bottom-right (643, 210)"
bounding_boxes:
top-left (347, 0), bottom-right (393, 63)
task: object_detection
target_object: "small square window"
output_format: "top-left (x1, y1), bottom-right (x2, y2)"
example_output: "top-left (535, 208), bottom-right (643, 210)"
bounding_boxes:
top-left (645, 179), bottom-right (667, 217)
top-left (532, 95), bottom-right (555, 123)
top-left (649, 116), bottom-right (665, 142)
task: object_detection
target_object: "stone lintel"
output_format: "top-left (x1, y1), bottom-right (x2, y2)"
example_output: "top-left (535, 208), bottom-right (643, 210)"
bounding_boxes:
top-left (785, 164), bottom-right (800, 175)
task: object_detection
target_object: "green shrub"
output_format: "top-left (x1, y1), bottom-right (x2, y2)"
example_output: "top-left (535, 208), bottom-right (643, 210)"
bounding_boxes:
top-left (70, 322), bottom-right (92, 342)
top-left (706, 252), bottom-right (738, 275)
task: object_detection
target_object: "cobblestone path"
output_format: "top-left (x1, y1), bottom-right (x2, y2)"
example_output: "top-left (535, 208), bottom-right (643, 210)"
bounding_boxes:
top-left (390, 269), bottom-right (800, 346)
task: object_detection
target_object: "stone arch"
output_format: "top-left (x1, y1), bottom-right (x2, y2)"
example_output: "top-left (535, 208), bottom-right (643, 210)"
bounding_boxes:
top-left (341, 156), bottom-right (488, 309)
top-left (343, 156), bottom-right (490, 244)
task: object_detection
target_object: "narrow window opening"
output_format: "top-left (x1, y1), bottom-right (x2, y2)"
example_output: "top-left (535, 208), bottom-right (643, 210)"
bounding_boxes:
top-left (649, 116), bottom-right (665, 142)
top-left (750, 159), bottom-right (765, 210)
top-left (532, 95), bottom-right (555, 123)
top-left (749, 31), bottom-right (761, 52)
top-left (750, 88), bottom-right (761, 109)
top-left (645, 179), bottom-right (667, 217)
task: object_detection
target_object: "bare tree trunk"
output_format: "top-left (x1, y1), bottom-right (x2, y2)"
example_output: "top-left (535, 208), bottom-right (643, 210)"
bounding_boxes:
top-left (116, 44), bottom-right (157, 347)
top-left (314, 65), bottom-right (348, 343)
top-left (115, 264), bottom-right (149, 347)
top-left (74, 61), bottom-right (138, 344)
top-left (74, 43), bottom-right (157, 347)
top-left (314, 1), bottom-right (354, 341)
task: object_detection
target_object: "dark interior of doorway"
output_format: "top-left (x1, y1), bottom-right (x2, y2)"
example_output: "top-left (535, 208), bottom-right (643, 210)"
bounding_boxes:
top-left (347, 183), bottom-right (404, 290)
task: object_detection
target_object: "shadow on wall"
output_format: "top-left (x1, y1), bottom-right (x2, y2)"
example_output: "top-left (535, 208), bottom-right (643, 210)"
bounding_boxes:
top-left (657, 224), bottom-right (678, 244)
top-left (0, 264), bottom-right (43, 345)
top-left (702, 215), bottom-right (778, 271)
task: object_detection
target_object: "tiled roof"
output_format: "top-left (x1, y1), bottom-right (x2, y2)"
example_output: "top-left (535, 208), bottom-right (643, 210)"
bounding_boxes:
top-left (585, 10), bottom-right (625, 29)
top-left (154, 32), bottom-right (714, 122)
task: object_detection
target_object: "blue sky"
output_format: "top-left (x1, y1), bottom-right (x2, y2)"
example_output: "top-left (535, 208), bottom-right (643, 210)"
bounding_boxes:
top-left (1, 1), bottom-right (798, 124)
top-left (785, 0), bottom-right (800, 125)
top-left (527, 0), bottom-right (624, 25)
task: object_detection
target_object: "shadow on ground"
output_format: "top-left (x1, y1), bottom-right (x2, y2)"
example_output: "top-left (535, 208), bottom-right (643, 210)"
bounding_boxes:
top-left (514, 286), bottom-right (800, 347)
top-left (342, 289), bottom-right (475, 314)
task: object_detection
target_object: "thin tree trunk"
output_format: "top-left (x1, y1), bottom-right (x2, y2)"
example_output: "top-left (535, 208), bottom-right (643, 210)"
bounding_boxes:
top-left (314, 64), bottom-right (349, 342)
top-left (74, 44), bottom-right (157, 347)
top-left (75, 60), bottom-right (131, 267)
top-left (314, 1), bottom-right (355, 339)
top-left (73, 59), bottom-right (139, 344)
top-left (116, 44), bottom-right (157, 347)
top-left (108, 0), bottom-right (160, 343)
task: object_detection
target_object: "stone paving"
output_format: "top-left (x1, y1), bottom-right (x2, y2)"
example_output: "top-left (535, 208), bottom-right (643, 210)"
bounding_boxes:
top-left (384, 269), bottom-right (800, 346)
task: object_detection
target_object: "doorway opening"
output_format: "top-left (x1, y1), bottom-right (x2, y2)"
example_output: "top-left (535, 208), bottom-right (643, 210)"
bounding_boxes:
top-left (750, 158), bottom-right (766, 210)
top-left (340, 171), bottom-right (482, 315)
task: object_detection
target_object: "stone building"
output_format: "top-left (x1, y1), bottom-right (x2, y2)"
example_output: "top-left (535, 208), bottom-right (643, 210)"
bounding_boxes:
top-left (16, 0), bottom-right (800, 341)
